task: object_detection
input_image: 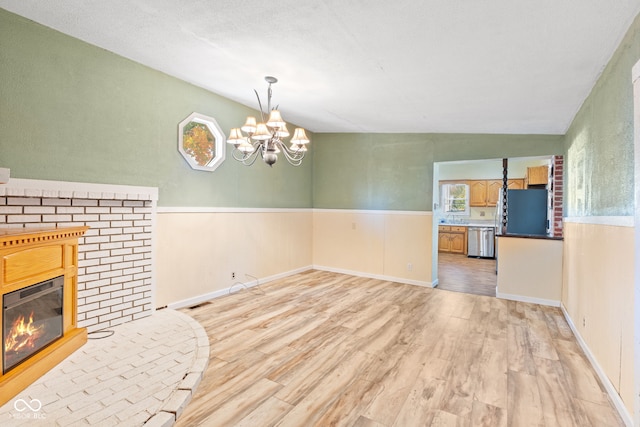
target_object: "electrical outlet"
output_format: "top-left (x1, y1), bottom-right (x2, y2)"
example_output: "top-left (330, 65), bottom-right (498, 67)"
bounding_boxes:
top-left (407, 263), bottom-right (413, 271)
top-left (231, 272), bottom-right (236, 280)
top-left (582, 316), bottom-right (586, 327)
top-left (351, 222), bottom-right (356, 230)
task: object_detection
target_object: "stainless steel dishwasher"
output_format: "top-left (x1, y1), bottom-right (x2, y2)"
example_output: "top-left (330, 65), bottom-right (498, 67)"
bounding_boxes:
top-left (467, 227), bottom-right (495, 258)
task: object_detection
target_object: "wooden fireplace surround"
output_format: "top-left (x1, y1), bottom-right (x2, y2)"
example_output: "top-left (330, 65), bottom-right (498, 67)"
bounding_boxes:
top-left (0, 226), bottom-right (88, 406)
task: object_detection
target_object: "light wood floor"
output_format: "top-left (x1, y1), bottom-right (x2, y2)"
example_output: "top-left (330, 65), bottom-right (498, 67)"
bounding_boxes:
top-left (178, 270), bottom-right (623, 427)
top-left (437, 252), bottom-right (497, 297)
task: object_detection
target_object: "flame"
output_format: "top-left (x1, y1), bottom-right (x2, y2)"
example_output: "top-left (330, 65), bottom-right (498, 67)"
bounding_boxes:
top-left (4, 311), bottom-right (44, 354)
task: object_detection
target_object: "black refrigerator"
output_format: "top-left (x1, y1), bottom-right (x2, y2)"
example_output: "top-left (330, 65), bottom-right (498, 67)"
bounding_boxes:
top-left (506, 189), bottom-right (548, 236)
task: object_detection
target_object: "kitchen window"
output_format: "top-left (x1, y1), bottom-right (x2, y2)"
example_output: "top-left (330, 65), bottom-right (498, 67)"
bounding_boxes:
top-left (441, 183), bottom-right (469, 215)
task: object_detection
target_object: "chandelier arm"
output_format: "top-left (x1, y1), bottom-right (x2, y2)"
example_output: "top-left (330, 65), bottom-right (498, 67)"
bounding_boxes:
top-left (254, 89), bottom-right (266, 122)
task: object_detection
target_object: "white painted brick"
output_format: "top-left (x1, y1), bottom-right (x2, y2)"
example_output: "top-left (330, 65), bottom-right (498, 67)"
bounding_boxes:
top-left (79, 288), bottom-right (100, 298)
top-left (100, 214), bottom-right (123, 221)
top-left (78, 302), bottom-right (100, 314)
top-left (85, 221), bottom-right (111, 228)
top-left (123, 226), bottom-right (144, 234)
top-left (124, 267), bottom-right (144, 276)
top-left (123, 279), bottom-right (144, 289)
top-left (73, 214), bottom-right (100, 222)
top-left (101, 284), bottom-right (123, 294)
top-left (0, 206), bottom-right (23, 214)
top-left (123, 213), bottom-right (144, 220)
top-left (42, 214), bottom-right (72, 222)
top-left (109, 314), bottom-right (133, 327)
top-left (99, 200), bottom-right (123, 207)
top-left (85, 250), bottom-right (111, 259)
top-left (84, 278), bottom-right (111, 288)
top-left (79, 244), bottom-right (100, 252)
top-left (123, 294), bottom-right (141, 303)
top-left (8, 214), bottom-right (41, 222)
top-left (85, 235), bottom-right (111, 244)
top-left (133, 311), bottom-right (151, 320)
top-left (57, 206), bottom-right (85, 214)
top-left (78, 258), bottom-right (100, 268)
top-left (111, 220), bottom-right (133, 227)
top-left (134, 246), bottom-right (152, 254)
top-left (134, 207), bottom-right (153, 214)
top-left (123, 200), bottom-right (145, 207)
top-left (24, 206), bottom-right (55, 214)
top-left (111, 275), bottom-right (134, 284)
top-left (72, 198), bottom-right (98, 206)
top-left (133, 232), bottom-right (152, 240)
top-left (88, 307), bottom-right (111, 318)
top-left (7, 196), bottom-right (40, 205)
top-left (42, 198), bottom-right (71, 206)
top-left (99, 311), bottom-right (122, 322)
top-left (79, 273), bottom-right (100, 282)
top-left (110, 207), bottom-right (134, 214)
top-left (100, 255), bottom-right (124, 265)
top-left (100, 242), bottom-right (124, 251)
top-left (112, 248), bottom-right (133, 256)
top-left (100, 297), bottom-right (125, 308)
top-left (123, 253), bottom-right (144, 262)
top-left (110, 233), bottom-right (133, 242)
top-left (124, 240), bottom-right (144, 248)
top-left (86, 293), bottom-right (112, 304)
top-left (110, 301), bottom-right (133, 312)
top-left (100, 270), bottom-right (126, 280)
top-left (123, 306), bottom-right (144, 316)
top-left (85, 207), bottom-right (111, 214)
top-left (134, 219), bottom-right (152, 227)
top-left (99, 228), bottom-right (125, 236)
top-left (0, 197), bottom-right (5, 205)
top-left (112, 289), bottom-right (133, 298)
top-left (112, 261), bottom-right (133, 270)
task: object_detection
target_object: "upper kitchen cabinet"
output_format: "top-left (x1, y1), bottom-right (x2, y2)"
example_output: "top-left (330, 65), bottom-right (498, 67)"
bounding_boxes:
top-left (525, 165), bottom-right (549, 187)
top-left (486, 180), bottom-right (502, 205)
top-left (469, 181), bottom-right (488, 207)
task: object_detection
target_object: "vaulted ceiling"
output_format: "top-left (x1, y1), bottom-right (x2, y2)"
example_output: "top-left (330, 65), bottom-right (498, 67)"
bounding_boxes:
top-left (2, 0), bottom-right (639, 134)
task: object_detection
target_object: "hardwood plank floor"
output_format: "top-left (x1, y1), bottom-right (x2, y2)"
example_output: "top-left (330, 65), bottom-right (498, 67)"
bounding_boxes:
top-left (437, 252), bottom-right (497, 297)
top-left (177, 270), bottom-right (623, 427)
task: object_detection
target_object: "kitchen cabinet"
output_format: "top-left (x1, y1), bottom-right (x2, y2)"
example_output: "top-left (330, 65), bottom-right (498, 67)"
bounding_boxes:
top-left (469, 181), bottom-right (487, 207)
top-left (526, 166), bottom-right (549, 186)
top-left (438, 225), bottom-right (467, 254)
top-left (486, 180), bottom-right (502, 205)
top-left (508, 179), bottom-right (525, 190)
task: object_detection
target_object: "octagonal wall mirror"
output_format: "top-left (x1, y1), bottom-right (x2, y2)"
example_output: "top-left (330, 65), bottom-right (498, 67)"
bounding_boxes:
top-left (178, 112), bottom-right (226, 172)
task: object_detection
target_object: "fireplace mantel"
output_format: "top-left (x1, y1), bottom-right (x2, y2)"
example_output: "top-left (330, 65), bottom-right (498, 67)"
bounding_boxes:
top-left (0, 226), bottom-right (88, 406)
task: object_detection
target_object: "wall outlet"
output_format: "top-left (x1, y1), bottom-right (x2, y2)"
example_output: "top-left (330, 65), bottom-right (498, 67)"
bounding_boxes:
top-left (480, 211), bottom-right (485, 217)
top-left (351, 222), bottom-right (356, 230)
top-left (582, 316), bottom-right (586, 327)
top-left (407, 263), bottom-right (413, 271)
top-left (231, 272), bottom-right (236, 280)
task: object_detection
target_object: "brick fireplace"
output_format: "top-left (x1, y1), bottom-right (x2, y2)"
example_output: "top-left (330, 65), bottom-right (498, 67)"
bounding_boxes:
top-left (0, 179), bottom-right (158, 332)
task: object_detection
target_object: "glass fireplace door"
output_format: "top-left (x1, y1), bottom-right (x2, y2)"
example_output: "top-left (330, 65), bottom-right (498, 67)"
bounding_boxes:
top-left (3, 276), bottom-right (64, 373)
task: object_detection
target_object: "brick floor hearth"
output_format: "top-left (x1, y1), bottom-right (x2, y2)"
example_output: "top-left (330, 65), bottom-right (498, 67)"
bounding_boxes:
top-left (0, 309), bottom-right (208, 426)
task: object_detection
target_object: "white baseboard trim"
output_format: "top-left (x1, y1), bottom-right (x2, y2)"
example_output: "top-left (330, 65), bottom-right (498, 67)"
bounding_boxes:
top-left (166, 265), bottom-right (313, 310)
top-left (560, 304), bottom-right (632, 427)
top-left (313, 265), bottom-right (436, 288)
top-left (495, 292), bottom-right (560, 307)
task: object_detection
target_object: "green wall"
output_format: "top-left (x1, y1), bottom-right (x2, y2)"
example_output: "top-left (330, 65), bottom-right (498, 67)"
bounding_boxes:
top-left (0, 9), bottom-right (312, 208)
top-left (313, 133), bottom-right (563, 210)
top-left (564, 12), bottom-right (640, 217)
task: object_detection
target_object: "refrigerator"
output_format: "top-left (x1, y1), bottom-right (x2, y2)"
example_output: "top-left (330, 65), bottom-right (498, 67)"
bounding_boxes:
top-left (504, 189), bottom-right (548, 236)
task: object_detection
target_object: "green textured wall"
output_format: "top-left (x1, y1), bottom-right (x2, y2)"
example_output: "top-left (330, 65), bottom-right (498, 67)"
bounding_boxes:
top-left (0, 9), bottom-right (312, 208)
top-left (564, 13), bottom-right (640, 217)
top-left (313, 133), bottom-right (563, 210)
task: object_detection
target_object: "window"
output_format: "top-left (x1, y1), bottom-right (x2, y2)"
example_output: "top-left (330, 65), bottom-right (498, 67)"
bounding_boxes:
top-left (441, 183), bottom-right (469, 215)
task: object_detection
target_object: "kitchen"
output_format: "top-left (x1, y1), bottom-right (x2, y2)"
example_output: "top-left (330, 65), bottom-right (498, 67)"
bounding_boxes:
top-left (434, 156), bottom-right (563, 301)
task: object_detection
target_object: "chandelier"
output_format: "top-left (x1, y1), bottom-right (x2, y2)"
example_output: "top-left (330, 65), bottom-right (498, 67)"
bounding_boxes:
top-left (227, 76), bottom-right (310, 167)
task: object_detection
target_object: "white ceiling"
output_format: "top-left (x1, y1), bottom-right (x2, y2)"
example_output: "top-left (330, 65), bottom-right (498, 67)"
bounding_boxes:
top-left (2, 0), bottom-right (639, 134)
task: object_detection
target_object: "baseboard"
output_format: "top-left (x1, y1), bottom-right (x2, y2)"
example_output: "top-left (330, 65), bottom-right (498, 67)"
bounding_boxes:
top-left (313, 265), bottom-right (436, 288)
top-left (495, 291), bottom-right (560, 307)
top-left (560, 304), bottom-right (633, 427)
top-left (166, 266), bottom-right (313, 310)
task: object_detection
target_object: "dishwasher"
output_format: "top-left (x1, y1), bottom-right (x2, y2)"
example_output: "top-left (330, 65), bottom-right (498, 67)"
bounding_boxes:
top-left (467, 227), bottom-right (495, 258)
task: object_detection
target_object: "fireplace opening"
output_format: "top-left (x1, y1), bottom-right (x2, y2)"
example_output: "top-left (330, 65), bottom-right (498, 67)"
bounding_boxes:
top-left (3, 276), bottom-right (64, 374)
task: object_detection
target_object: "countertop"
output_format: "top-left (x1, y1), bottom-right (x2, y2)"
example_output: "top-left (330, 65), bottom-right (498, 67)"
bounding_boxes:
top-left (438, 222), bottom-right (496, 228)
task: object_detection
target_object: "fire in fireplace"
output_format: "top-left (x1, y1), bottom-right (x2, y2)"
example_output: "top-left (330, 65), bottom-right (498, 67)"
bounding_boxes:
top-left (3, 276), bottom-right (64, 374)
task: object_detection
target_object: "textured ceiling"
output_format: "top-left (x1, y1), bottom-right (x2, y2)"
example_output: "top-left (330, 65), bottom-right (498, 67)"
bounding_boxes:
top-left (2, 0), bottom-right (639, 134)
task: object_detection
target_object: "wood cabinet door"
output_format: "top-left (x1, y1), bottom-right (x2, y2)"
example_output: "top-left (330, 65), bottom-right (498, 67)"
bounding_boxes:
top-left (438, 232), bottom-right (451, 252)
top-left (486, 180), bottom-right (502, 206)
top-left (527, 166), bottom-right (548, 185)
top-left (469, 180), bottom-right (487, 207)
top-left (507, 179), bottom-right (525, 190)
top-left (449, 233), bottom-right (465, 254)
